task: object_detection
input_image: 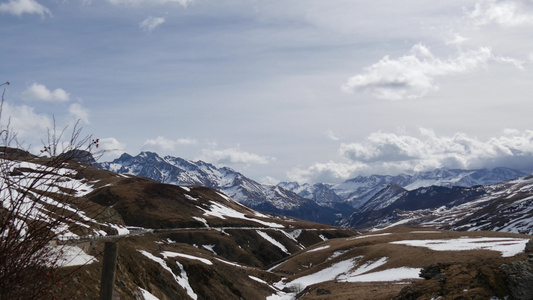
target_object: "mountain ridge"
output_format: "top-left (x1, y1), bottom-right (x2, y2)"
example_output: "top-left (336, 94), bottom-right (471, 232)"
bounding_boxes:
top-left (99, 151), bottom-right (528, 226)
top-left (100, 151), bottom-right (351, 224)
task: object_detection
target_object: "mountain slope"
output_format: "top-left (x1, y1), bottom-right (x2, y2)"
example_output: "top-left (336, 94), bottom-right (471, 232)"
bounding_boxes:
top-left (267, 226), bottom-right (532, 300)
top-left (341, 175), bottom-right (533, 234)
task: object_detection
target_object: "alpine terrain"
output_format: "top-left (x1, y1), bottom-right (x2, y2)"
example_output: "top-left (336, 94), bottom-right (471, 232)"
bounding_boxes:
top-left (99, 152), bottom-right (527, 226)
top-left (2, 148), bottom-right (532, 300)
top-left (99, 152), bottom-right (353, 224)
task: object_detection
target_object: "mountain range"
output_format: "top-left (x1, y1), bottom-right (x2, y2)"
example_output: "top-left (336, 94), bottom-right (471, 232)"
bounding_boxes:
top-left (3, 148), bottom-right (533, 299)
top-left (99, 151), bottom-right (528, 226)
top-left (280, 166), bottom-right (528, 208)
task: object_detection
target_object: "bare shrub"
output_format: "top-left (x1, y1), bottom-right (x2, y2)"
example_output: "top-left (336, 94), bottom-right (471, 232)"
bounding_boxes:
top-left (0, 81), bottom-right (104, 299)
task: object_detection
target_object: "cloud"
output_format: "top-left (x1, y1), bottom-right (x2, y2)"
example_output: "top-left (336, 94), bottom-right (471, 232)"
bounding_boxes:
top-left (340, 132), bottom-right (426, 163)
top-left (445, 34), bottom-right (468, 45)
top-left (106, 0), bottom-right (193, 7)
top-left (99, 137), bottom-right (126, 156)
top-left (0, 102), bottom-right (52, 138)
top-left (260, 176), bottom-right (281, 185)
top-left (326, 129), bottom-right (342, 141)
top-left (0, 0), bottom-right (51, 16)
top-left (21, 83), bottom-right (70, 102)
top-left (287, 161), bottom-right (363, 184)
top-left (342, 44), bottom-right (522, 101)
top-left (140, 16), bottom-right (165, 32)
top-left (199, 147), bottom-right (275, 165)
top-left (142, 136), bottom-right (197, 151)
top-left (290, 128), bottom-right (533, 183)
top-left (341, 128), bottom-right (533, 172)
top-left (69, 103), bottom-right (90, 124)
top-left (468, 0), bottom-right (533, 27)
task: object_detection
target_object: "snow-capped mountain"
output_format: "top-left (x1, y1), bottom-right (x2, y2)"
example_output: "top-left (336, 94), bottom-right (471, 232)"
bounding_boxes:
top-left (101, 152), bottom-right (295, 208)
top-left (281, 167), bottom-right (527, 208)
top-left (100, 152), bottom-right (528, 226)
top-left (100, 152), bottom-right (348, 224)
top-left (341, 175), bottom-right (533, 234)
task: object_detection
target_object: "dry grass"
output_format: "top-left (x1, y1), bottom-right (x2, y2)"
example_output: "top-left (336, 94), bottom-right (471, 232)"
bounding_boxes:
top-left (269, 226), bottom-right (530, 300)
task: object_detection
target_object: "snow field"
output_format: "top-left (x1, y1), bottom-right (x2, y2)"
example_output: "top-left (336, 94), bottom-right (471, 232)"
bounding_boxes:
top-left (391, 237), bottom-right (530, 257)
top-left (51, 245), bottom-right (98, 267)
top-left (200, 200), bottom-right (284, 228)
top-left (269, 256), bottom-right (422, 300)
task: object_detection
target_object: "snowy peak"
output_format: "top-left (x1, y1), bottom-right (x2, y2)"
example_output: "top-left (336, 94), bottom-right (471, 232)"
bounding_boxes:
top-left (277, 182), bottom-right (341, 205)
top-left (100, 152), bottom-right (348, 224)
top-left (101, 152), bottom-right (529, 227)
top-left (281, 167), bottom-right (528, 209)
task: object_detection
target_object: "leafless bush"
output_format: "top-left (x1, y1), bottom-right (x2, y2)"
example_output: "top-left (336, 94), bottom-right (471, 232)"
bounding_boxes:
top-left (0, 81), bottom-right (105, 299)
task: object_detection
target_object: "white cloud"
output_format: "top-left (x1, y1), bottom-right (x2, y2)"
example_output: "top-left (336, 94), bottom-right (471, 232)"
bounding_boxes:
top-left (341, 128), bottom-right (533, 172)
top-left (21, 83), bottom-right (70, 102)
top-left (445, 34), bottom-right (468, 45)
top-left (326, 129), bottom-right (342, 141)
top-left (142, 136), bottom-right (197, 152)
top-left (0, 0), bottom-right (51, 16)
top-left (469, 0), bottom-right (533, 27)
top-left (106, 0), bottom-right (192, 7)
top-left (199, 147), bottom-right (275, 165)
top-left (0, 102), bottom-right (52, 138)
top-left (287, 161), bottom-right (364, 184)
top-left (69, 103), bottom-right (90, 124)
top-left (291, 128), bottom-right (533, 183)
top-left (140, 16), bottom-right (165, 32)
top-left (342, 44), bottom-right (522, 101)
top-left (340, 132), bottom-right (426, 163)
top-left (260, 176), bottom-right (280, 185)
top-left (99, 137), bottom-right (126, 157)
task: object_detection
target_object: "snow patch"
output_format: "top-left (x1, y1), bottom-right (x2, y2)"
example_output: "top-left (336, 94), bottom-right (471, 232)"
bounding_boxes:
top-left (202, 244), bottom-right (217, 255)
top-left (257, 230), bottom-right (290, 254)
top-left (307, 245), bottom-right (330, 252)
top-left (348, 233), bottom-right (392, 240)
top-left (391, 237), bottom-right (529, 257)
top-left (139, 287), bottom-right (160, 300)
top-left (52, 245), bottom-right (98, 267)
top-left (139, 250), bottom-right (198, 300)
top-left (341, 267), bottom-right (421, 282)
top-left (192, 216), bottom-right (209, 227)
top-left (200, 201), bottom-right (283, 228)
top-left (161, 251), bottom-right (213, 265)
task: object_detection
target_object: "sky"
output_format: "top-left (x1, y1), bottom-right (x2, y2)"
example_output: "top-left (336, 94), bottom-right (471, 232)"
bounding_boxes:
top-left (2, 0), bottom-right (533, 184)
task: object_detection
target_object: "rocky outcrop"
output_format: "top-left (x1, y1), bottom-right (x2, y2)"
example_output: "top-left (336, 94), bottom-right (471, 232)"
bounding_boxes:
top-left (499, 239), bottom-right (533, 300)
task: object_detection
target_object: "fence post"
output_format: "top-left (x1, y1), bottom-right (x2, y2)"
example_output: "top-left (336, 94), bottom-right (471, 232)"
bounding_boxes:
top-left (99, 242), bottom-right (118, 300)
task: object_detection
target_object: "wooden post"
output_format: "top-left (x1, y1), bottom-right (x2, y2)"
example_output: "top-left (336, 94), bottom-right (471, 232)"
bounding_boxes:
top-left (99, 242), bottom-right (118, 300)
